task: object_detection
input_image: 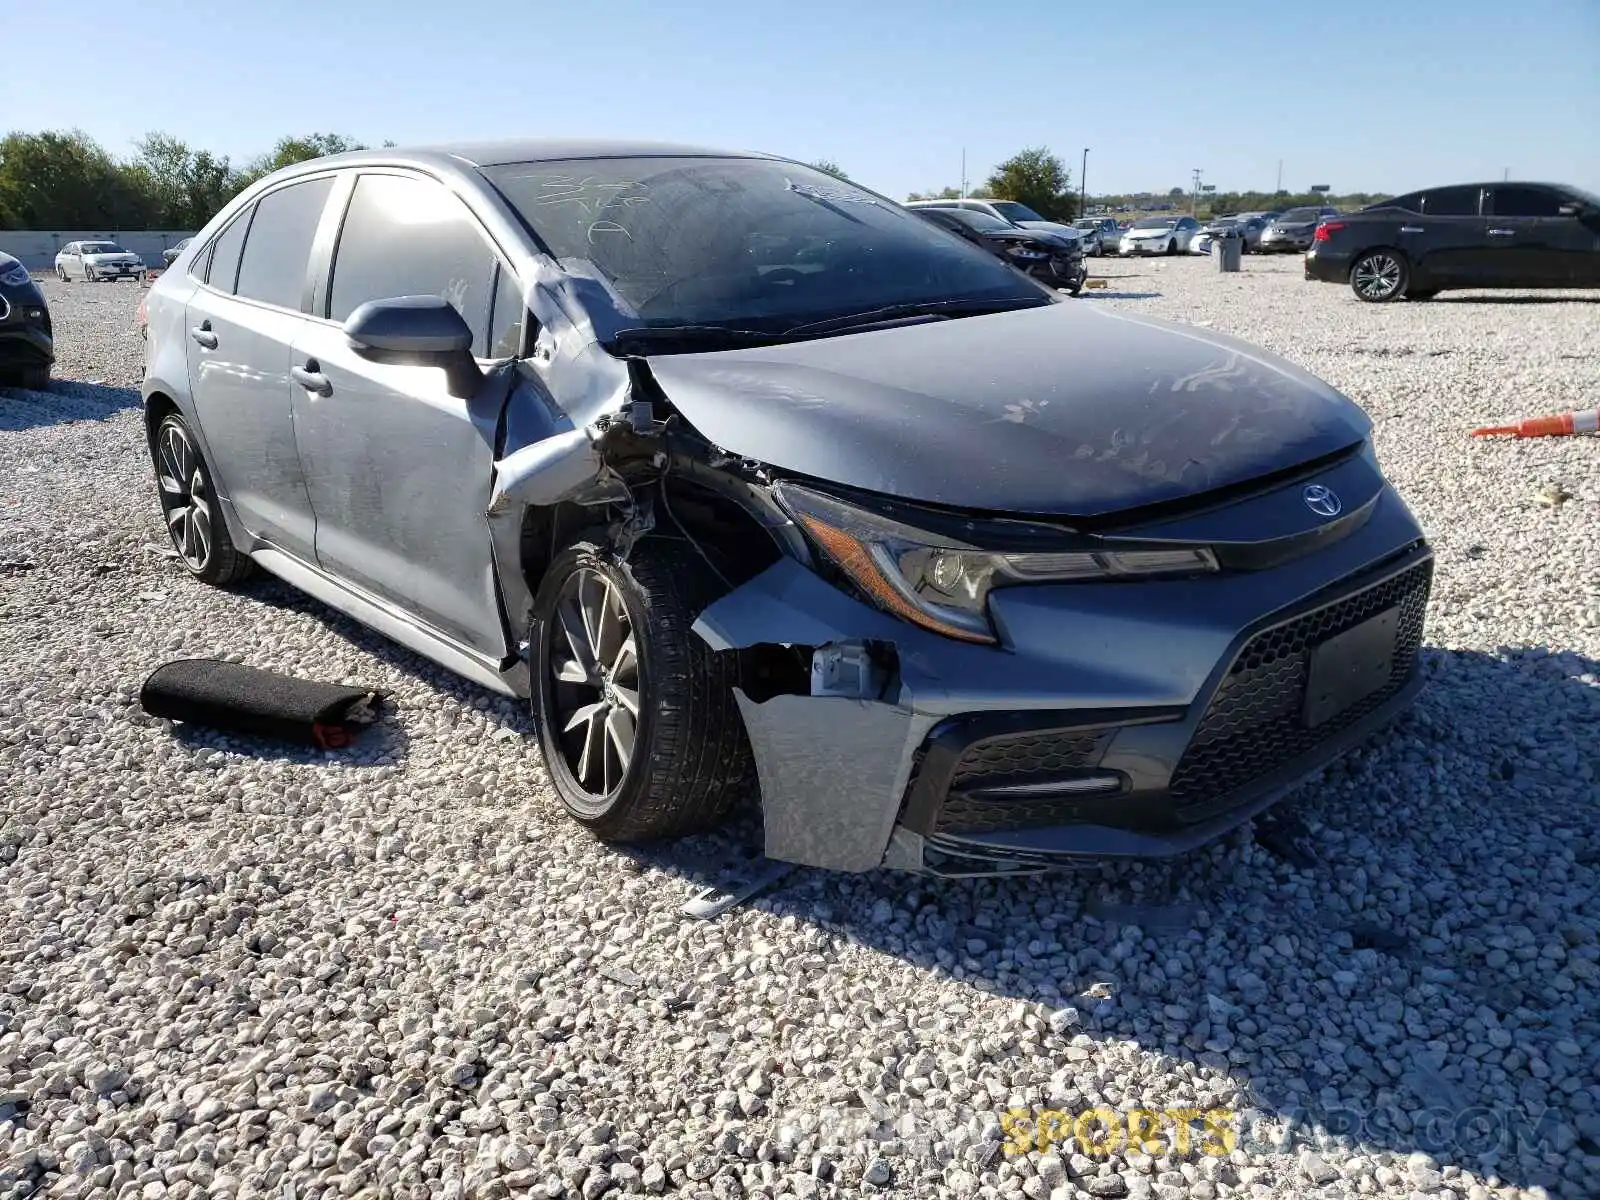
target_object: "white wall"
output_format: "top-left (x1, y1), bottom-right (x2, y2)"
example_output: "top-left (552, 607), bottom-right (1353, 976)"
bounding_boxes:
top-left (0, 230), bottom-right (198, 271)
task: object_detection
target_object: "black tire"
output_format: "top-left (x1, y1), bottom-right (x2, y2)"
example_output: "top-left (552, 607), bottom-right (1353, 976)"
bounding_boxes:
top-left (1165, 239), bottom-right (1179, 256)
top-left (5, 365), bottom-right (51, 391)
top-left (151, 412), bottom-right (253, 585)
top-left (84, 265), bottom-right (96, 283)
top-left (531, 537), bottom-right (754, 842)
top-left (1349, 249), bottom-right (1408, 303)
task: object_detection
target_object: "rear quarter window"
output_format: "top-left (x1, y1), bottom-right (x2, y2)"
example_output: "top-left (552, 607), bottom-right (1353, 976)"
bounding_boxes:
top-left (201, 209), bottom-right (254, 293)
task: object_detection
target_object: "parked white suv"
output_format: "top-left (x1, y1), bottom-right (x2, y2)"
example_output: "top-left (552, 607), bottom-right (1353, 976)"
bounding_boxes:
top-left (54, 241), bottom-right (145, 282)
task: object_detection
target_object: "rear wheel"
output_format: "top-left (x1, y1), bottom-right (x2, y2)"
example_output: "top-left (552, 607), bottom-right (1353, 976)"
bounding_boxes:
top-left (152, 413), bottom-right (253, 585)
top-left (531, 537), bottom-right (754, 842)
top-left (5, 365), bottom-right (51, 391)
top-left (1350, 250), bottom-right (1407, 302)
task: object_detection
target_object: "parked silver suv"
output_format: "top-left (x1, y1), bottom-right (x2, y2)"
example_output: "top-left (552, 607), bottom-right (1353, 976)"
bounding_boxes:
top-left (140, 140), bottom-right (1433, 876)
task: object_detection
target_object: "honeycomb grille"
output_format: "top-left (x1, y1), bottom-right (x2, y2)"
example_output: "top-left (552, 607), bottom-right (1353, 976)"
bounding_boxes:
top-left (929, 729), bottom-right (1111, 835)
top-left (1168, 557), bottom-right (1432, 819)
top-left (949, 730), bottom-right (1107, 788)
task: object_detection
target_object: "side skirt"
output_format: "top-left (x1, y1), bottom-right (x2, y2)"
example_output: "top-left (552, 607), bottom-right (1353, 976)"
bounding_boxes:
top-left (250, 547), bottom-right (526, 698)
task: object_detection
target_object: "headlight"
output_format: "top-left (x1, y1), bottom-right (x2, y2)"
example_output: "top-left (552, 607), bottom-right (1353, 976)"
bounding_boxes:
top-left (772, 483), bottom-right (1219, 644)
top-left (0, 261), bottom-right (29, 286)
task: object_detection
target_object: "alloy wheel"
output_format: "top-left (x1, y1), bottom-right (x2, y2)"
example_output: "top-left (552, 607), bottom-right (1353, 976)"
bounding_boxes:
top-left (547, 568), bottom-right (640, 799)
top-left (155, 422), bottom-right (213, 572)
top-left (1352, 253), bottom-right (1403, 301)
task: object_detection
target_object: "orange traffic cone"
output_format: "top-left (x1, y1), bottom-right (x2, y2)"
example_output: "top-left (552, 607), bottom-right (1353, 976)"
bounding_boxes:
top-left (1470, 409), bottom-right (1599, 438)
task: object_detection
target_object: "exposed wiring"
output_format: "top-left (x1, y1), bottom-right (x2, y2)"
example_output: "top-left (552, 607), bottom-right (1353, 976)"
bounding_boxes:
top-left (657, 470), bottom-right (734, 592)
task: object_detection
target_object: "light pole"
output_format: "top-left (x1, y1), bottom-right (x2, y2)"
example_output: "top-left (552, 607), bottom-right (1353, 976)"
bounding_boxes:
top-left (1191, 168), bottom-right (1203, 215)
top-left (1080, 148), bottom-right (1088, 216)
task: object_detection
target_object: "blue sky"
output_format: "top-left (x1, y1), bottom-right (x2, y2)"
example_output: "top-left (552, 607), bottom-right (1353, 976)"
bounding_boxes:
top-left (11, 0), bottom-right (1598, 198)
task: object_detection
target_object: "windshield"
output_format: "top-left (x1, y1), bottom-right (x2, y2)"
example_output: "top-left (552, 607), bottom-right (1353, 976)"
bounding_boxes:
top-left (988, 200), bottom-right (1046, 223)
top-left (1073, 219), bottom-right (1102, 230)
top-left (484, 157), bottom-right (1046, 337)
top-left (1280, 208), bottom-right (1323, 222)
top-left (1131, 218), bottom-right (1176, 230)
top-left (82, 242), bottom-right (124, 254)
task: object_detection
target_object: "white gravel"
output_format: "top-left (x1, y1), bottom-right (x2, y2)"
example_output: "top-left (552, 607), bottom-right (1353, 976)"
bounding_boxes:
top-left (1, 260), bottom-right (1597, 1200)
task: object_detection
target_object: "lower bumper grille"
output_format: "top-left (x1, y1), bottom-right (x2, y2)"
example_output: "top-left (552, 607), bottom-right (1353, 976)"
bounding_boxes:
top-left (1168, 556), bottom-right (1433, 819)
top-left (932, 729), bottom-right (1112, 835)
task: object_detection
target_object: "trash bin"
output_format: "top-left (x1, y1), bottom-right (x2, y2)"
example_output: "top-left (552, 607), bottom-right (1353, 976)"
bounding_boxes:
top-left (1213, 228), bottom-right (1243, 273)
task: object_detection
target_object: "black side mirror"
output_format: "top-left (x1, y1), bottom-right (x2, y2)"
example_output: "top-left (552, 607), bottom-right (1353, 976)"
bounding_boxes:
top-left (343, 295), bottom-right (481, 396)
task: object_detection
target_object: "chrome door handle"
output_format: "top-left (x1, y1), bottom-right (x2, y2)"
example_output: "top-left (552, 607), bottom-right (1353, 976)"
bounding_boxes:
top-left (1399, 225), bottom-right (1424, 234)
top-left (291, 361), bottom-right (332, 397)
top-left (1487, 229), bottom-right (1516, 237)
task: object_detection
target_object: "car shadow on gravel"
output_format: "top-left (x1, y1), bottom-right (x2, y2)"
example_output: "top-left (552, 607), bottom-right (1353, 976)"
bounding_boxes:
top-left (236, 574), bottom-right (529, 726)
top-left (1430, 294), bottom-right (1600, 305)
top-left (629, 644), bottom-right (1597, 1194)
top-left (0, 381), bottom-right (142, 431)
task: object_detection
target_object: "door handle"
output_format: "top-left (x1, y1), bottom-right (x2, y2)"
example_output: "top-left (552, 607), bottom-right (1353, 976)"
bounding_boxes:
top-left (1487, 228), bottom-right (1516, 237)
top-left (291, 361), bottom-right (332, 397)
top-left (190, 321), bottom-right (218, 349)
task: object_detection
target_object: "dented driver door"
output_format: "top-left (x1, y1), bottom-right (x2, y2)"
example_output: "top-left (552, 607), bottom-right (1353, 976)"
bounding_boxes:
top-left (287, 169), bottom-right (518, 660)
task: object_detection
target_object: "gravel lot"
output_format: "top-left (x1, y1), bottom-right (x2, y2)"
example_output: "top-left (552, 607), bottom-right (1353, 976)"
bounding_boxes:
top-left (1, 258), bottom-right (1597, 1200)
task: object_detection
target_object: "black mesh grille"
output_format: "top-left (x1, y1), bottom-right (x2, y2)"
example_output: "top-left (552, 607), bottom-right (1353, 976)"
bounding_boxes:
top-left (949, 730), bottom-right (1107, 787)
top-left (1168, 557), bottom-right (1432, 819)
top-left (935, 792), bottom-right (1111, 835)
top-left (930, 729), bottom-right (1112, 835)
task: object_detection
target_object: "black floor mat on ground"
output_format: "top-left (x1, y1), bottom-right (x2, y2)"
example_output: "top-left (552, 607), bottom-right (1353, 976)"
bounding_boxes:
top-left (140, 658), bottom-right (380, 748)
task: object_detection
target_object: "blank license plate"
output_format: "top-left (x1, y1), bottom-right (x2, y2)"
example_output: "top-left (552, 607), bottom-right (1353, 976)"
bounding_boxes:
top-left (1303, 607), bottom-right (1399, 728)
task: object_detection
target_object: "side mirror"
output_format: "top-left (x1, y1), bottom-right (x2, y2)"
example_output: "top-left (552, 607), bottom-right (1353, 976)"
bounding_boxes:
top-left (343, 295), bottom-right (481, 396)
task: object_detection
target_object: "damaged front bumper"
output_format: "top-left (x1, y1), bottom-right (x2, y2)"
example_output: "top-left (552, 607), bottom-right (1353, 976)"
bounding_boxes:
top-left (694, 484), bottom-right (1433, 876)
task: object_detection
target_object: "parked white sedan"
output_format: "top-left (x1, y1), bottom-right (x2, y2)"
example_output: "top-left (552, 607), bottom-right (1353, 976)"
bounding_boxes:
top-left (1118, 216), bottom-right (1200, 256)
top-left (54, 241), bottom-right (145, 282)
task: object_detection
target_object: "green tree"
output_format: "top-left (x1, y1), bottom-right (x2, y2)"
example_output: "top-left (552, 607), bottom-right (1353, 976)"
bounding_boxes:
top-left (0, 129), bottom-right (149, 228)
top-left (986, 148), bottom-right (1076, 221)
top-left (808, 159), bottom-right (849, 180)
top-left (128, 133), bottom-right (242, 228)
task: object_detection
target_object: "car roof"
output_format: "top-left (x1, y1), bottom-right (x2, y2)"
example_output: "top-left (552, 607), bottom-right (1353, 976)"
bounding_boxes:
top-left (335, 138), bottom-right (775, 170)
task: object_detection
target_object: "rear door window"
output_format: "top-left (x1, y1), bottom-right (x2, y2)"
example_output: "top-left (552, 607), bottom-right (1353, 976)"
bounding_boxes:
top-left (233, 177), bottom-right (335, 310)
top-left (327, 172), bottom-right (498, 356)
top-left (204, 209), bottom-right (254, 293)
top-left (1422, 187), bottom-right (1481, 216)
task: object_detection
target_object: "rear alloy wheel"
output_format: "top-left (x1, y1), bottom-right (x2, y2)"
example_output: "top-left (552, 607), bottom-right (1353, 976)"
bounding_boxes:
top-left (1350, 250), bottom-right (1407, 302)
top-left (153, 413), bottom-right (252, 585)
top-left (532, 537), bottom-right (754, 842)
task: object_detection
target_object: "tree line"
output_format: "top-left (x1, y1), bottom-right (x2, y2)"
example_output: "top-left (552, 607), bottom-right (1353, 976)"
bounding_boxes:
top-left (0, 129), bottom-right (381, 230)
top-left (908, 147), bottom-right (1080, 220)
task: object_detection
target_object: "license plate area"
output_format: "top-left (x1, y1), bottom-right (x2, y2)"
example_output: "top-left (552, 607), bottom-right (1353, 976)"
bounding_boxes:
top-left (1303, 606), bottom-right (1399, 728)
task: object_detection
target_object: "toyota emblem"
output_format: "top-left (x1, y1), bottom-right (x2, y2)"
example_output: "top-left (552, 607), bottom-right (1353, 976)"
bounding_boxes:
top-left (1303, 484), bottom-right (1342, 518)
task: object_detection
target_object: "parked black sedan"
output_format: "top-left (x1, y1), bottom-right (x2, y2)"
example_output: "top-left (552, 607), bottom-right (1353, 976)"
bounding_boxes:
top-left (0, 252), bottom-right (53, 390)
top-left (1306, 182), bottom-right (1600, 302)
top-left (913, 206), bottom-right (1087, 294)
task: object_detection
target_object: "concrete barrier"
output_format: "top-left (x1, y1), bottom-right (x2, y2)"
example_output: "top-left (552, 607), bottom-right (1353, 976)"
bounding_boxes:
top-left (0, 230), bottom-right (198, 272)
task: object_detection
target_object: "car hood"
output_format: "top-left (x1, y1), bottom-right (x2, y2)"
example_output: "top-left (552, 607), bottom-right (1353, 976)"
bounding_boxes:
top-left (1126, 227), bottom-right (1177, 237)
top-left (1266, 222), bottom-right (1315, 233)
top-left (1016, 221), bottom-right (1081, 240)
top-left (645, 304), bottom-right (1371, 519)
top-left (84, 252), bottom-right (139, 262)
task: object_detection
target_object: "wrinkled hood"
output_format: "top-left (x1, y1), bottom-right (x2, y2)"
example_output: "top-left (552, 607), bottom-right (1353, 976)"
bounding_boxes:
top-left (647, 304), bottom-right (1370, 519)
top-left (1017, 221), bottom-right (1081, 241)
top-left (1266, 222), bottom-right (1315, 232)
top-left (84, 251), bottom-right (140, 262)
top-left (1126, 226), bottom-right (1178, 238)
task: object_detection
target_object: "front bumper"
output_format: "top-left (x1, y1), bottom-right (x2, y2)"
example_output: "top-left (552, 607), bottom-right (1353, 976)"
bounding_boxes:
top-left (1120, 240), bottom-right (1168, 255)
top-left (0, 291), bottom-right (54, 366)
top-left (695, 468), bottom-right (1434, 875)
top-left (86, 261), bottom-right (143, 276)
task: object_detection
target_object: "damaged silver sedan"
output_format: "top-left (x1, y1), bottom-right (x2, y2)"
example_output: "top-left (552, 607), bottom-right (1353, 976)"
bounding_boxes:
top-left (140, 139), bottom-right (1434, 876)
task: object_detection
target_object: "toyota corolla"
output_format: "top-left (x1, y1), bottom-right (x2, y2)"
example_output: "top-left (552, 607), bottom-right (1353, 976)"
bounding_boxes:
top-left (139, 140), bottom-right (1433, 876)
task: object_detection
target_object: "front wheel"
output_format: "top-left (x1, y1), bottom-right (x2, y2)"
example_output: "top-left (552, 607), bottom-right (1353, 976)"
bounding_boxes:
top-left (83, 265), bottom-right (96, 282)
top-left (531, 537), bottom-right (755, 842)
top-left (1165, 239), bottom-right (1179, 256)
top-left (1350, 250), bottom-right (1408, 302)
